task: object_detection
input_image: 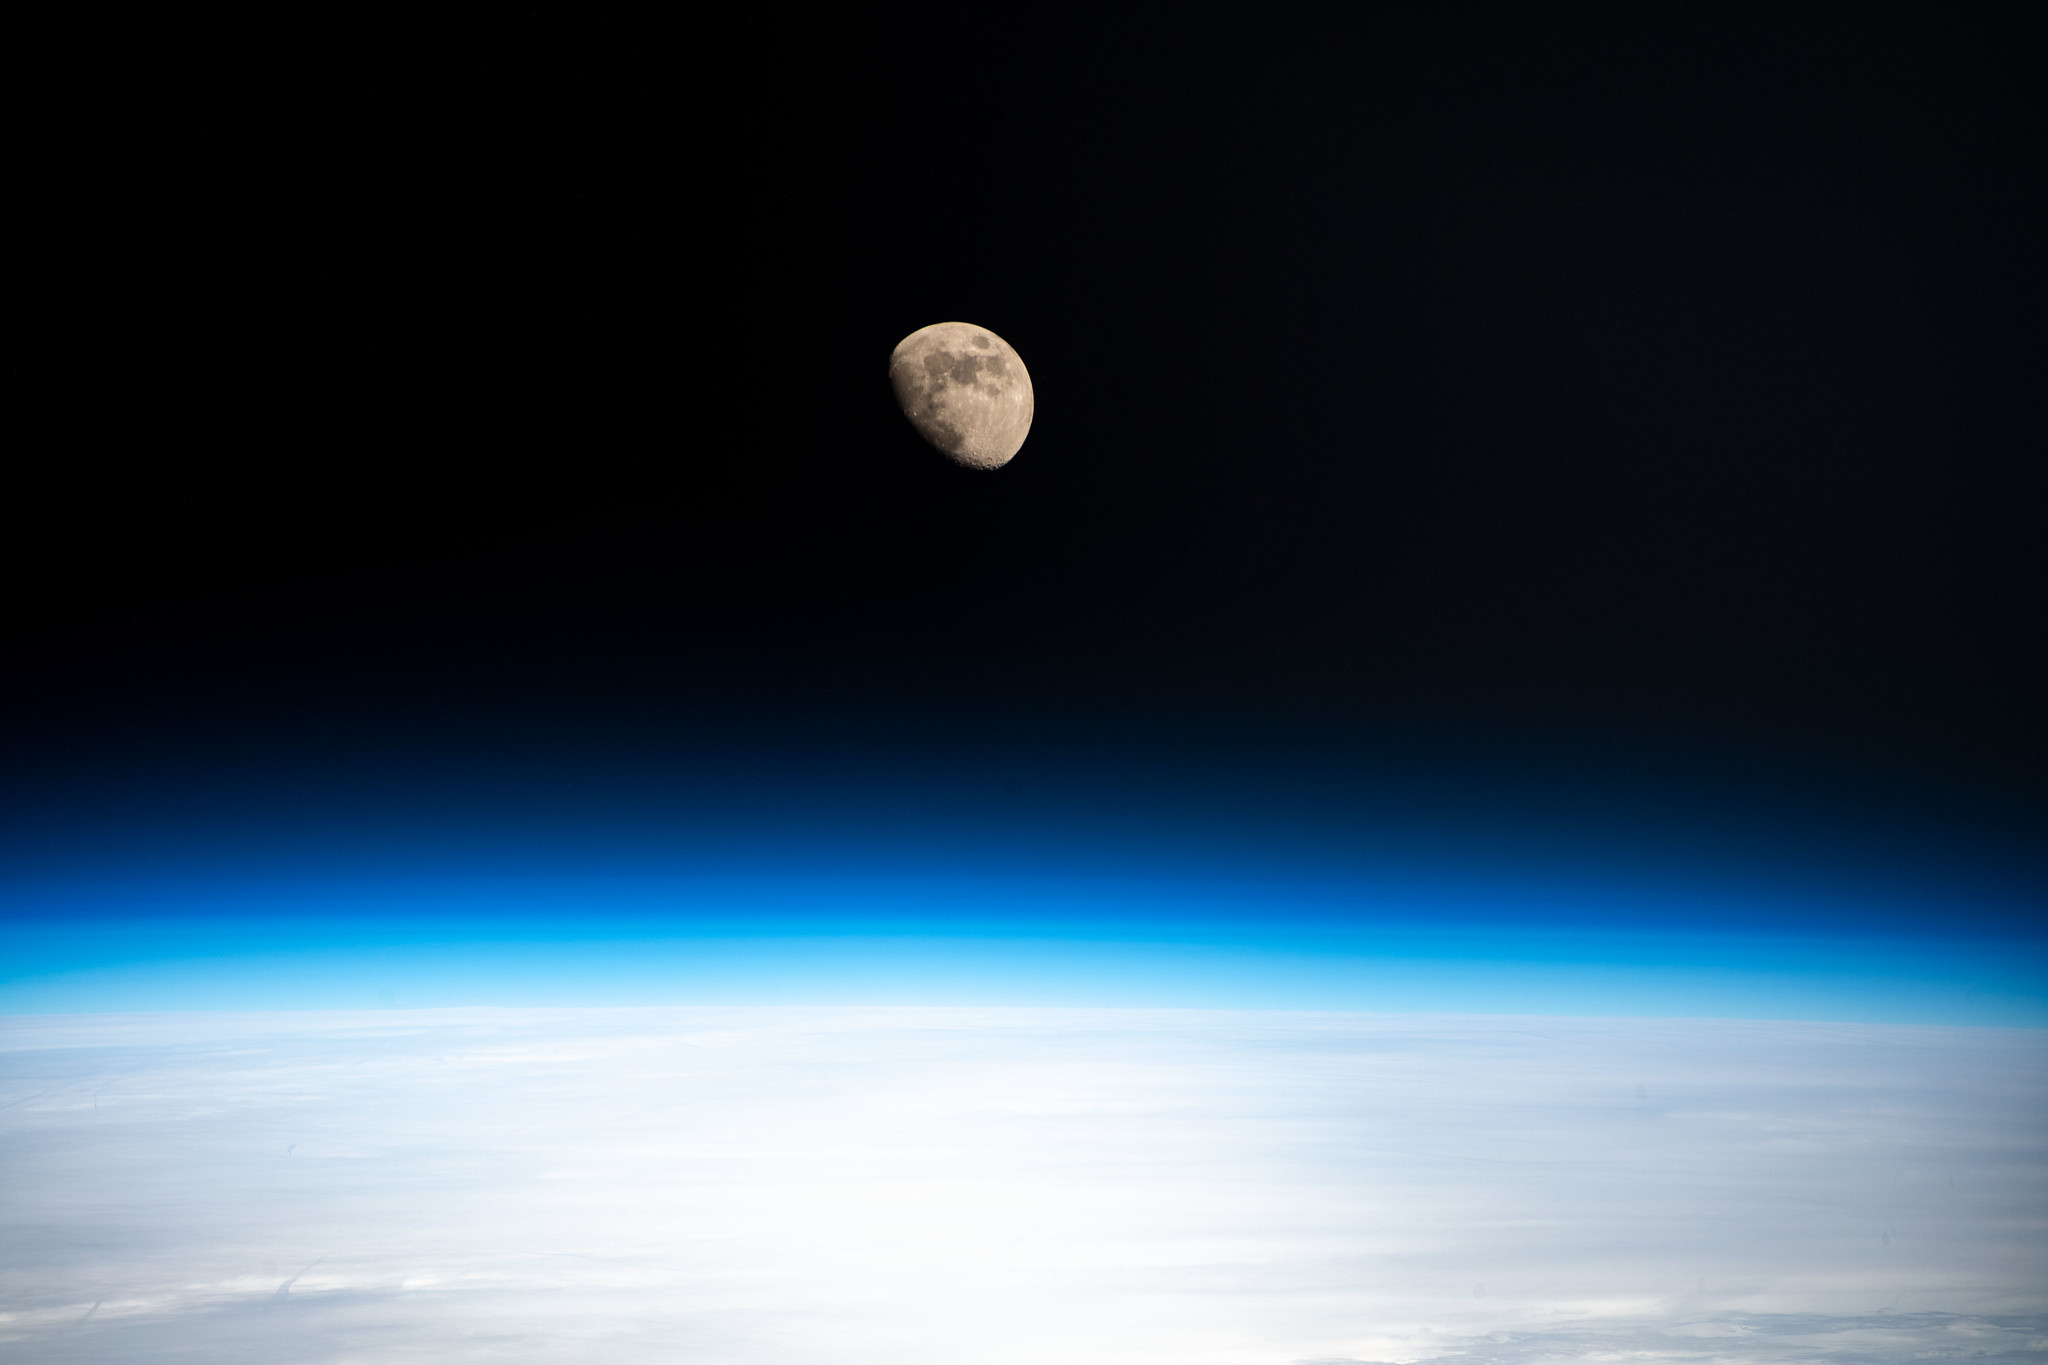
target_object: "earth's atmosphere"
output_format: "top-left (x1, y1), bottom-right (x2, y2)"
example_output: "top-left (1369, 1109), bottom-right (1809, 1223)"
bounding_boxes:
top-left (1, 1008), bottom-right (2043, 1364)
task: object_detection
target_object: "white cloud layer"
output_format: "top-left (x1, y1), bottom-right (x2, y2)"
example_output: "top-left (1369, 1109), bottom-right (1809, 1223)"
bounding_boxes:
top-left (1, 1007), bottom-right (2042, 1363)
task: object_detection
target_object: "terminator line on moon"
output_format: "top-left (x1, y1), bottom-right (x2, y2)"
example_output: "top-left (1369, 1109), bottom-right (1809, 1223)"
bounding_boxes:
top-left (889, 322), bottom-right (1034, 469)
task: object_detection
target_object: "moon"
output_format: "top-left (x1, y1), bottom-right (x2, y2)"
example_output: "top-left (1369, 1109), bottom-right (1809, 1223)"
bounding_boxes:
top-left (888, 322), bottom-right (1034, 470)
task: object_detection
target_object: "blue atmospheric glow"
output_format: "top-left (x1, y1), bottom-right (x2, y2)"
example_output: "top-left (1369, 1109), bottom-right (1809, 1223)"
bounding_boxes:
top-left (1, 738), bottom-right (2041, 1022)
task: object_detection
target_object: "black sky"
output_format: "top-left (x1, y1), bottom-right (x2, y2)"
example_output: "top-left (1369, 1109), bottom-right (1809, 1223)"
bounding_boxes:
top-left (9, 7), bottom-right (2041, 814)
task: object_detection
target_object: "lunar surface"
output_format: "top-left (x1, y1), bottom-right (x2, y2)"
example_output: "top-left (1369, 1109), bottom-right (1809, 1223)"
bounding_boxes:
top-left (2, 1008), bottom-right (2043, 1364)
top-left (889, 322), bottom-right (1033, 469)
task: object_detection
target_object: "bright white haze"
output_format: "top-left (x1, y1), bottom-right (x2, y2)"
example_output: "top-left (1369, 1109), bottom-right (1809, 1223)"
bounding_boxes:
top-left (2, 1008), bottom-right (2043, 1363)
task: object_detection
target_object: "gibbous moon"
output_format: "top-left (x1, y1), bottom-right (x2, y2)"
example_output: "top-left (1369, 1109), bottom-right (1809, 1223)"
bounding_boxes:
top-left (888, 322), bottom-right (1034, 470)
